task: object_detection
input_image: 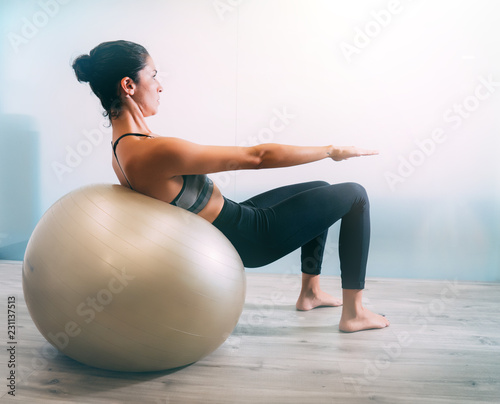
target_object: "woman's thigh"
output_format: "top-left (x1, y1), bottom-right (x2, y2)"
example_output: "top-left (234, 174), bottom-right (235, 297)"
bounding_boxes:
top-left (241, 181), bottom-right (330, 208)
top-left (227, 182), bottom-right (367, 267)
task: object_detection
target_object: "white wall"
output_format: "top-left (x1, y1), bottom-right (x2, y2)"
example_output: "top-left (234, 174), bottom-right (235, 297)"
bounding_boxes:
top-left (1, 0), bottom-right (499, 280)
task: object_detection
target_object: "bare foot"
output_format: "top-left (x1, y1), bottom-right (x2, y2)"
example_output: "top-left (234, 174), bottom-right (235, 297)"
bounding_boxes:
top-left (339, 307), bottom-right (390, 332)
top-left (296, 290), bottom-right (343, 311)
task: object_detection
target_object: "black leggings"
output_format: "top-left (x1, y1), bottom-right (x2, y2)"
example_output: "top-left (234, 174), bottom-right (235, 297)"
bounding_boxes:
top-left (212, 181), bottom-right (370, 289)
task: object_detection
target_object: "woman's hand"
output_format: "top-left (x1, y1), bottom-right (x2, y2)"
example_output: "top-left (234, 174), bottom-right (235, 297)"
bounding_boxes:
top-left (328, 146), bottom-right (379, 161)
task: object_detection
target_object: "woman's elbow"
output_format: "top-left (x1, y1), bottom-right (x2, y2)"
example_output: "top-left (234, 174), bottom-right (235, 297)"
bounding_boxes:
top-left (246, 146), bottom-right (266, 169)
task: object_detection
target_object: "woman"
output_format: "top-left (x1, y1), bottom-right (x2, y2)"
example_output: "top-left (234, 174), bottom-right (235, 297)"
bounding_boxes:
top-left (72, 40), bottom-right (389, 333)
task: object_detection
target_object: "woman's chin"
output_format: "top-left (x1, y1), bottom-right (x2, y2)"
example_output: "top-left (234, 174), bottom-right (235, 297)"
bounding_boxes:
top-left (145, 109), bottom-right (159, 118)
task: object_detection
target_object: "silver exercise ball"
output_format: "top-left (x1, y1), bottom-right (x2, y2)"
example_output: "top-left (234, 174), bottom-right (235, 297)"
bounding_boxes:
top-left (22, 184), bottom-right (246, 372)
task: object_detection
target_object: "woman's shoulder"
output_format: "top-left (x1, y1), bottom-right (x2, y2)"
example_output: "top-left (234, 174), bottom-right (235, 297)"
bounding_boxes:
top-left (114, 133), bottom-right (189, 149)
top-left (146, 135), bottom-right (199, 152)
top-left (127, 135), bottom-right (200, 166)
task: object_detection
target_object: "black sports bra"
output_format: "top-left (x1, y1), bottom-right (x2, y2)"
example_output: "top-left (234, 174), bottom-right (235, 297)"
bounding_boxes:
top-left (112, 133), bottom-right (214, 214)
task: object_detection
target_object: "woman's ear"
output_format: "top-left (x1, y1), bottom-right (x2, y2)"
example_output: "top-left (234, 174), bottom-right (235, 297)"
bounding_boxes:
top-left (119, 77), bottom-right (135, 96)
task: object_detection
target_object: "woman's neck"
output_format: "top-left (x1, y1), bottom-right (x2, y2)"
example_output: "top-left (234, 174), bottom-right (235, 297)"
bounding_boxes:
top-left (111, 105), bottom-right (151, 141)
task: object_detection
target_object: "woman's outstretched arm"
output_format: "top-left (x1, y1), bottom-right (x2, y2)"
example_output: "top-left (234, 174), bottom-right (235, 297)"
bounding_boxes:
top-left (253, 143), bottom-right (379, 167)
top-left (133, 137), bottom-right (378, 178)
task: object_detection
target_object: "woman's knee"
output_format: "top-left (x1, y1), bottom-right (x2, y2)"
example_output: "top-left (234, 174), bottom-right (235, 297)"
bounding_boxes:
top-left (345, 182), bottom-right (367, 195)
top-left (342, 182), bottom-right (369, 208)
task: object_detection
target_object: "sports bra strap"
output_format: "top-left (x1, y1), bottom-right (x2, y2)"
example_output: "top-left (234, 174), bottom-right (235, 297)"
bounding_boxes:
top-left (111, 133), bottom-right (151, 190)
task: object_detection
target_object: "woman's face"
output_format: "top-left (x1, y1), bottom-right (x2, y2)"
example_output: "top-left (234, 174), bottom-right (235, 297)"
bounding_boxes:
top-left (131, 56), bottom-right (163, 117)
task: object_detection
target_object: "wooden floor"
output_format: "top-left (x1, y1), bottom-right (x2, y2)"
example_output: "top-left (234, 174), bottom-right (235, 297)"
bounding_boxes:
top-left (0, 260), bottom-right (499, 404)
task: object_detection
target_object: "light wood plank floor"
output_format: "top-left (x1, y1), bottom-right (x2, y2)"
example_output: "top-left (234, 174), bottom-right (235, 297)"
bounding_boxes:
top-left (0, 261), bottom-right (499, 403)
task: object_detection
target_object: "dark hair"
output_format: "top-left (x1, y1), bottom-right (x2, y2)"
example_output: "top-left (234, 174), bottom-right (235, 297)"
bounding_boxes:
top-left (72, 40), bottom-right (149, 119)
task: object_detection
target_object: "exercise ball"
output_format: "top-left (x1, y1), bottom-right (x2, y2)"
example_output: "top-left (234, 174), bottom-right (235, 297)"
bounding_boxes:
top-left (22, 184), bottom-right (246, 372)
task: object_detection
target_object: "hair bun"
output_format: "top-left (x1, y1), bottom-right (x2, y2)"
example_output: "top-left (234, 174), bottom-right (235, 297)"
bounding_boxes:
top-left (72, 54), bottom-right (93, 83)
